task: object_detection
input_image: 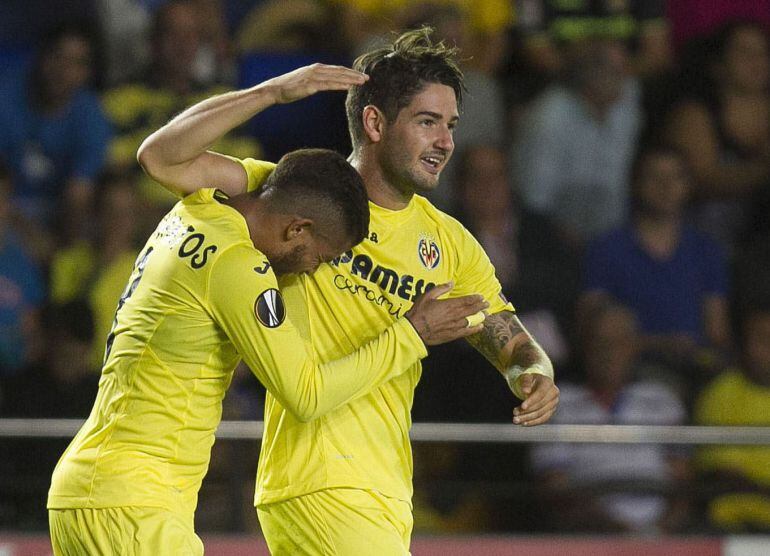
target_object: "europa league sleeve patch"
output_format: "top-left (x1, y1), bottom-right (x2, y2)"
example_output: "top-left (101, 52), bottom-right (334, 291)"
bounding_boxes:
top-left (254, 288), bottom-right (286, 328)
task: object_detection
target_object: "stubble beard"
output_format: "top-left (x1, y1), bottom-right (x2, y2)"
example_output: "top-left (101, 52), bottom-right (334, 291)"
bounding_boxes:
top-left (269, 244), bottom-right (307, 276)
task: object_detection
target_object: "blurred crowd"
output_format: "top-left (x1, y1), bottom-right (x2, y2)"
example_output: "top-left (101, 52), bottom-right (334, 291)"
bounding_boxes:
top-left (0, 0), bottom-right (769, 537)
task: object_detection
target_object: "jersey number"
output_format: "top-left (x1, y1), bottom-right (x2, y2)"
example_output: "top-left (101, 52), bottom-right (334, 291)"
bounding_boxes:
top-left (103, 246), bottom-right (154, 363)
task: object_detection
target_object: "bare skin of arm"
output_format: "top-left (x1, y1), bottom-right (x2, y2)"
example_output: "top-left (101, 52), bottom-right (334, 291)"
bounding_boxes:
top-left (467, 310), bottom-right (559, 426)
top-left (136, 64), bottom-right (369, 197)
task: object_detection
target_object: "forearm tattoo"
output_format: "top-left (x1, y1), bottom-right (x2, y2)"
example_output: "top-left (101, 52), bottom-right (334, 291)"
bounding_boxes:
top-left (466, 311), bottom-right (541, 371)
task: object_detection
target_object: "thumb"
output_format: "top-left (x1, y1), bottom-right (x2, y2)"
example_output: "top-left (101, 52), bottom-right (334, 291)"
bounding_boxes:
top-left (426, 281), bottom-right (453, 300)
top-left (518, 373), bottom-right (535, 396)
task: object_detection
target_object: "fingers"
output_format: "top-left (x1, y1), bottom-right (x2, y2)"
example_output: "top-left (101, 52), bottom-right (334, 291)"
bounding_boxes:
top-left (425, 281), bottom-right (453, 300)
top-left (513, 400), bottom-right (558, 426)
top-left (512, 378), bottom-right (559, 426)
top-left (308, 64), bottom-right (368, 90)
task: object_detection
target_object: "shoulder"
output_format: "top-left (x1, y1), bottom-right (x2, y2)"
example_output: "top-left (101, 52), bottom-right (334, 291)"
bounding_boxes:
top-left (700, 369), bottom-right (744, 399)
top-left (414, 196), bottom-right (472, 240)
top-left (234, 158), bottom-right (277, 193)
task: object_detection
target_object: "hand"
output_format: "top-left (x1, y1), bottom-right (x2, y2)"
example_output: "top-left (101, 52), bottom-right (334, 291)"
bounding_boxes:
top-left (264, 64), bottom-right (368, 105)
top-left (512, 374), bottom-right (559, 426)
top-left (405, 282), bottom-right (489, 346)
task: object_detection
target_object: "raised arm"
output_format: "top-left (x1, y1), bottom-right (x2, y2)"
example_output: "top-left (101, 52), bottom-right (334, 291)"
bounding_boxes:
top-left (467, 310), bottom-right (559, 426)
top-left (136, 64), bottom-right (368, 197)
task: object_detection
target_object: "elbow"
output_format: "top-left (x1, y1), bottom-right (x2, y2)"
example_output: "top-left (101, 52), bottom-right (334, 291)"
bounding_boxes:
top-left (136, 135), bottom-right (158, 178)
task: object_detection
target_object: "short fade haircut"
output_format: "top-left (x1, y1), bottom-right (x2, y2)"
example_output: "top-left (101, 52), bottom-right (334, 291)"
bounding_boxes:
top-left (345, 27), bottom-right (465, 147)
top-left (259, 149), bottom-right (369, 244)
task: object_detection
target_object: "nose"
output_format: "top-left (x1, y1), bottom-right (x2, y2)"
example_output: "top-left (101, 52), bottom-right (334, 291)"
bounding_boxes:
top-left (435, 125), bottom-right (454, 152)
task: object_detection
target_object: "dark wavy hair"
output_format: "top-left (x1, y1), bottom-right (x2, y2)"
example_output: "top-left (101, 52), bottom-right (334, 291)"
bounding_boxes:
top-left (345, 27), bottom-right (465, 147)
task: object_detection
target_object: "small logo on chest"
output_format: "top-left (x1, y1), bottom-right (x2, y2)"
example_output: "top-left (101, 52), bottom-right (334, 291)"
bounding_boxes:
top-left (417, 235), bottom-right (440, 270)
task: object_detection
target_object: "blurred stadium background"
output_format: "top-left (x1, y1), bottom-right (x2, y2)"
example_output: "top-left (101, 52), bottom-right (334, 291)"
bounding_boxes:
top-left (1, 0), bottom-right (770, 554)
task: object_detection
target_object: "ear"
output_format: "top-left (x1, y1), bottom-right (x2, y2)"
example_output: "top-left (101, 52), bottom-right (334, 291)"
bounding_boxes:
top-left (362, 105), bottom-right (385, 143)
top-left (284, 217), bottom-right (314, 241)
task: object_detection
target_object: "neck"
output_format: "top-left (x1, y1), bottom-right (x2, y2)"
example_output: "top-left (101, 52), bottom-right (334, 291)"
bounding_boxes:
top-left (350, 150), bottom-right (413, 210)
top-left (223, 194), bottom-right (269, 248)
top-left (635, 211), bottom-right (681, 237)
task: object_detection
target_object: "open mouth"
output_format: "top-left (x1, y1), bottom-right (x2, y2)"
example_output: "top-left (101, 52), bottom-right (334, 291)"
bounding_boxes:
top-left (420, 155), bottom-right (444, 174)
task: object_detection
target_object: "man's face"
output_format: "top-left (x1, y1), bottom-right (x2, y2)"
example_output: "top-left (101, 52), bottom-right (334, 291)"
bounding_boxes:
top-left (41, 35), bottom-right (92, 103)
top-left (636, 153), bottom-right (690, 217)
top-left (269, 228), bottom-right (349, 276)
top-left (377, 82), bottom-right (459, 196)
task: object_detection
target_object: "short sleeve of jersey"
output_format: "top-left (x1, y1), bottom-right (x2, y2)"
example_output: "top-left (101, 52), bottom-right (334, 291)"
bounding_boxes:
top-left (227, 156), bottom-right (276, 193)
top-left (448, 219), bottom-right (514, 315)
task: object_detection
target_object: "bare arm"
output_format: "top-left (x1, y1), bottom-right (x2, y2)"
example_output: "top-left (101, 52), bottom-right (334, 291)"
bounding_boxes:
top-left (467, 310), bottom-right (559, 426)
top-left (136, 64), bottom-right (368, 197)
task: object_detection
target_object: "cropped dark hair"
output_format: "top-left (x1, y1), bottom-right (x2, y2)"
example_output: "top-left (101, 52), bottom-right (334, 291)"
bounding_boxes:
top-left (261, 149), bottom-right (369, 244)
top-left (345, 27), bottom-right (465, 147)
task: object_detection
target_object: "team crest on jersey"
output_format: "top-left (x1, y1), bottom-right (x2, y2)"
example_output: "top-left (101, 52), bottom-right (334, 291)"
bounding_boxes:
top-left (255, 288), bottom-right (286, 328)
top-left (417, 235), bottom-right (441, 270)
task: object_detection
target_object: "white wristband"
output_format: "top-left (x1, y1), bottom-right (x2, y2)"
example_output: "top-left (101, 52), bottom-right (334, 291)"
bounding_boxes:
top-left (503, 363), bottom-right (551, 399)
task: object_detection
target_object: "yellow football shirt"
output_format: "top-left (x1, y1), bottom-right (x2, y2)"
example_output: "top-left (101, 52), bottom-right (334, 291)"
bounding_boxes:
top-left (47, 188), bottom-right (427, 515)
top-left (237, 159), bottom-right (515, 506)
top-left (695, 370), bottom-right (770, 485)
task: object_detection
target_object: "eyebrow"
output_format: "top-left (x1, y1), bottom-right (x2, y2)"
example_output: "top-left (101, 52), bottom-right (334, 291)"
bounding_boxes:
top-left (414, 111), bottom-right (460, 123)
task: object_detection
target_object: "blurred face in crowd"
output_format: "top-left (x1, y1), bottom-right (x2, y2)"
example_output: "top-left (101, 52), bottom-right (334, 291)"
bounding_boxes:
top-left (584, 305), bottom-right (639, 393)
top-left (40, 34), bottom-right (92, 107)
top-left (634, 151), bottom-right (690, 219)
top-left (743, 311), bottom-right (770, 386)
top-left (718, 25), bottom-right (769, 93)
top-left (571, 39), bottom-right (628, 110)
top-left (375, 82), bottom-right (458, 196)
top-left (458, 145), bottom-right (512, 223)
top-left (154, 1), bottom-right (201, 76)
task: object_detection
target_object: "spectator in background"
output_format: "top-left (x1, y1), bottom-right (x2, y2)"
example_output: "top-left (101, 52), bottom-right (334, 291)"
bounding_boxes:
top-left (0, 22), bottom-right (111, 241)
top-left (516, 0), bottom-right (672, 80)
top-left (694, 303), bottom-right (770, 533)
top-left (94, 0), bottom-right (153, 86)
top-left (0, 162), bottom-right (45, 378)
top-left (664, 22), bottom-right (770, 254)
top-left (510, 38), bottom-right (641, 248)
top-left (530, 303), bottom-right (689, 534)
top-left (332, 0), bottom-right (514, 63)
top-left (0, 300), bottom-right (99, 529)
top-left (453, 144), bottom-right (576, 363)
top-left (49, 170), bottom-right (141, 368)
top-left (102, 0), bottom-right (259, 213)
top-left (667, 0), bottom-right (770, 53)
top-left (1, 300), bottom-right (99, 418)
top-left (579, 145), bottom-right (731, 383)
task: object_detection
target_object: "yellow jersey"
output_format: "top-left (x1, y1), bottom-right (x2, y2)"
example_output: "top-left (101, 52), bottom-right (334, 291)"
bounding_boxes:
top-left (47, 188), bottom-right (427, 515)
top-left (237, 159), bottom-right (514, 506)
top-left (695, 370), bottom-right (770, 485)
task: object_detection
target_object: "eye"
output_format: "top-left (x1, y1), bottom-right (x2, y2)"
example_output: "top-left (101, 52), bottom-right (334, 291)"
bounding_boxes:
top-left (420, 119), bottom-right (436, 127)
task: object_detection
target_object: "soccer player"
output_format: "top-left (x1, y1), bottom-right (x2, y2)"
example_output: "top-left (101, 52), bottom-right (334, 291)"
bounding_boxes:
top-left (47, 147), bottom-right (488, 555)
top-left (140, 29), bottom-right (560, 554)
